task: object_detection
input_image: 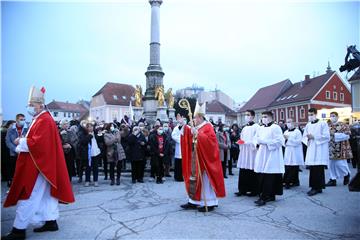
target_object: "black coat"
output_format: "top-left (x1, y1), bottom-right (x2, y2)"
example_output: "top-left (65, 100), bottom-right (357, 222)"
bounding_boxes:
top-left (148, 132), bottom-right (171, 162)
top-left (127, 133), bottom-right (147, 162)
top-left (78, 127), bottom-right (97, 166)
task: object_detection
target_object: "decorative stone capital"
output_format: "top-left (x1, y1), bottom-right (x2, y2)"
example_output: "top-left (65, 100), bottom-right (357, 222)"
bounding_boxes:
top-left (149, 0), bottom-right (162, 7)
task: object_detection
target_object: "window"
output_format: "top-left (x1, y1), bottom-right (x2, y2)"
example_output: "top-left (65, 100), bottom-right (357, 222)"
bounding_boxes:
top-left (63, 112), bottom-right (66, 117)
top-left (325, 91), bottom-right (331, 99)
top-left (333, 91), bottom-right (338, 100)
top-left (68, 112), bottom-right (71, 117)
top-left (289, 109), bottom-right (294, 118)
top-left (300, 108), bottom-right (305, 119)
top-left (54, 112), bottom-right (58, 117)
top-left (280, 111), bottom-right (284, 120)
top-left (340, 93), bottom-right (344, 101)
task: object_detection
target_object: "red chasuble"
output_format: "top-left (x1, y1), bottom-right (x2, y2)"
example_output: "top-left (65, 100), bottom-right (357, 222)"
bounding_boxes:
top-left (4, 111), bottom-right (75, 207)
top-left (181, 122), bottom-right (226, 201)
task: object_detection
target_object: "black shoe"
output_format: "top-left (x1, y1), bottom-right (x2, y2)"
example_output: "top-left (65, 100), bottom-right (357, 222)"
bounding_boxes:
top-left (263, 196), bottom-right (275, 202)
top-left (224, 176), bottom-right (228, 179)
top-left (156, 178), bottom-right (163, 184)
top-left (132, 179), bottom-right (136, 184)
top-left (307, 189), bottom-right (322, 196)
top-left (285, 184), bottom-right (290, 189)
top-left (180, 202), bottom-right (198, 210)
top-left (229, 173), bottom-right (234, 176)
top-left (234, 192), bottom-right (245, 197)
top-left (104, 176), bottom-right (108, 180)
top-left (344, 174), bottom-right (350, 185)
top-left (246, 192), bottom-right (258, 197)
top-left (33, 220), bottom-right (59, 233)
top-left (293, 182), bottom-right (300, 187)
top-left (325, 179), bottom-right (337, 187)
top-left (197, 206), bottom-right (215, 212)
top-left (165, 174), bottom-right (171, 177)
top-left (138, 179), bottom-right (144, 183)
top-left (255, 199), bottom-right (266, 206)
top-left (116, 178), bottom-right (120, 185)
top-left (110, 179), bottom-right (115, 186)
top-left (2, 228), bottom-right (26, 240)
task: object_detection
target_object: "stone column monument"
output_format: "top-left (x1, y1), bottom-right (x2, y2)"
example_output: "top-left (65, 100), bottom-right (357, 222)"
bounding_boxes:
top-left (143, 0), bottom-right (165, 123)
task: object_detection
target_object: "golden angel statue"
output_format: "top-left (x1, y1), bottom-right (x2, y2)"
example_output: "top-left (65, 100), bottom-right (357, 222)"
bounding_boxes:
top-left (155, 85), bottom-right (165, 107)
top-left (134, 85), bottom-right (143, 107)
top-left (165, 88), bottom-right (175, 109)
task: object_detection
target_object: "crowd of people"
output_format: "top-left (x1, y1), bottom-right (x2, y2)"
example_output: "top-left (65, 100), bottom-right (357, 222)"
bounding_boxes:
top-left (1, 108), bottom-right (357, 201)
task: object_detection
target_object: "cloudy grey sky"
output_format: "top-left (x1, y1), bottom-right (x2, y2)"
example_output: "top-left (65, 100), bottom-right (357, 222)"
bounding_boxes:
top-left (1, 0), bottom-right (359, 120)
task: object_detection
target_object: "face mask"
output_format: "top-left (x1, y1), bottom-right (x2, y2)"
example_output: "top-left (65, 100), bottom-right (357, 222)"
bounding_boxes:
top-left (224, 127), bottom-right (229, 132)
top-left (133, 130), bottom-right (140, 136)
top-left (110, 126), bottom-right (115, 132)
top-left (157, 130), bottom-right (163, 135)
top-left (330, 117), bottom-right (337, 123)
top-left (163, 127), bottom-right (169, 132)
top-left (17, 120), bottom-right (25, 127)
top-left (27, 106), bottom-right (36, 116)
top-left (140, 126), bottom-right (144, 130)
top-left (308, 115), bottom-right (316, 122)
top-left (262, 117), bottom-right (269, 125)
top-left (286, 123), bottom-right (293, 129)
top-left (244, 115), bottom-right (251, 123)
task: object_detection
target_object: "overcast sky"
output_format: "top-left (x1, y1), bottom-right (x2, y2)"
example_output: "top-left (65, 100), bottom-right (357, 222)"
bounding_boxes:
top-left (1, 0), bottom-right (359, 120)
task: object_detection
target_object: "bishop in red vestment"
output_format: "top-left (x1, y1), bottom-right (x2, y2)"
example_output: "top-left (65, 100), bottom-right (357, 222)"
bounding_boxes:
top-left (2, 86), bottom-right (75, 240)
top-left (180, 101), bottom-right (225, 212)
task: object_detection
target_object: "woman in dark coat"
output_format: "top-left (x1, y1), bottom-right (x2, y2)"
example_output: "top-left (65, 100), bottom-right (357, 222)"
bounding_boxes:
top-left (127, 126), bottom-right (147, 183)
top-left (59, 120), bottom-right (76, 181)
top-left (1, 120), bottom-right (15, 186)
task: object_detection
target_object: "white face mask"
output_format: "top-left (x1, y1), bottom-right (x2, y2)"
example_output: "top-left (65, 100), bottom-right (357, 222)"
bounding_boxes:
top-left (27, 106), bottom-right (36, 116)
top-left (262, 117), bottom-right (269, 125)
top-left (330, 117), bottom-right (338, 123)
top-left (286, 123), bottom-right (294, 129)
top-left (308, 115), bottom-right (316, 122)
top-left (244, 115), bottom-right (251, 123)
top-left (157, 130), bottom-right (163, 135)
top-left (110, 126), bottom-right (115, 132)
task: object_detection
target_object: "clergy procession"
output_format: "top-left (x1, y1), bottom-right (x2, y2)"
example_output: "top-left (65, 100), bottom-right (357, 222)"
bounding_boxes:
top-left (1, 85), bottom-right (358, 239)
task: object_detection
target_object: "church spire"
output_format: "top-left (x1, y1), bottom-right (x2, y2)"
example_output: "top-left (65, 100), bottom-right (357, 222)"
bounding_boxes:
top-left (326, 61), bottom-right (332, 73)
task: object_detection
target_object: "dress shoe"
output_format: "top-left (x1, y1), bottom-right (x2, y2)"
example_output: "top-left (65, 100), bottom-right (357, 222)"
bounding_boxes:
top-left (116, 178), bottom-right (120, 185)
top-left (293, 182), bottom-right (300, 187)
top-left (137, 179), bottom-right (144, 183)
top-left (104, 176), bottom-right (108, 180)
top-left (255, 199), bottom-right (266, 206)
top-left (325, 179), bottom-right (336, 187)
top-left (110, 180), bottom-right (115, 186)
top-left (180, 202), bottom-right (198, 210)
top-left (165, 174), bottom-right (172, 177)
top-left (33, 220), bottom-right (58, 233)
top-left (2, 227), bottom-right (26, 240)
top-left (307, 189), bottom-right (322, 196)
top-left (246, 192), bottom-right (258, 197)
top-left (344, 174), bottom-right (350, 185)
top-left (229, 173), bottom-right (234, 176)
top-left (234, 192), bottom-right (245, 197)
top-left (284, 184), bottom-right (290, 189)
top-left (197, 206), bottom-right (215, 212)
top-left (224, 176), bottom-right (228, 179)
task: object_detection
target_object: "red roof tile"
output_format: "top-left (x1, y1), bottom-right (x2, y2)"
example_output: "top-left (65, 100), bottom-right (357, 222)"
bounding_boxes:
top-left (206, 100), bottom-right (237, 116)
top-left (240, 79), bottom-right (292, 112)
top-left (271, 71), bottom-right (334, 107)
top-left (47, 100), bottom-right (88, 113)
top-left (93, 82), bottom-right (135, 106)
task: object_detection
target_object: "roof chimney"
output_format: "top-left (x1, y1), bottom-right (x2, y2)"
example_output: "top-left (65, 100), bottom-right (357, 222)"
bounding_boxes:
top-left (304, 74), bottom-right (311, 84)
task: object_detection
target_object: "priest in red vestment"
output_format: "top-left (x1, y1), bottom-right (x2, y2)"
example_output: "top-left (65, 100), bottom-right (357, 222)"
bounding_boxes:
top-left (2, 86), bottom-right (75, 240)
top-left (180, 101), bottom-right (225, 212)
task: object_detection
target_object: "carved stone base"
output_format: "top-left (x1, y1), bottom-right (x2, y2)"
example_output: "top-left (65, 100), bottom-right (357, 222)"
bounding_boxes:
top-left (156, 106), bottom-right (168, 123)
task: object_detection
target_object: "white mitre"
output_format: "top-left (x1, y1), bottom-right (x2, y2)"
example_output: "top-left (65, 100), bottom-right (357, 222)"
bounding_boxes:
top-left (194, 101), bottom-right (206, 117)
top-left (28, 86), bottom-right (45, 105)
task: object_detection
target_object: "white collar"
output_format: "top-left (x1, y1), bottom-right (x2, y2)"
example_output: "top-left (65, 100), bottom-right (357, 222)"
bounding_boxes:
top-left (195, 121), bottom-right (208, 130)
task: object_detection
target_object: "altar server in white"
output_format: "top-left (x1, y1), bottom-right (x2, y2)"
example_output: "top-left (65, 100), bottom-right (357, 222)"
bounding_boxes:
top-left (254, 111), bottom-right (285, 206)
top-left (235, 109), bottom-right (260, 197)
top-left (302, 108), bottom-right (330, 196)
top-left (283, 118), bottom-right (304, 189)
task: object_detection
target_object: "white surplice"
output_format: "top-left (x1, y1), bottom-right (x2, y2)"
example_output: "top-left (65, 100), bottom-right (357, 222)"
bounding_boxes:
top-left (254, 123), bottom-right (285, 174)
top-left (302, 120), bottom-right (330, 166)
top-left (284, 128), bottom-right (304, 166)
top-left (237, 123), bottom-right (259, 170)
